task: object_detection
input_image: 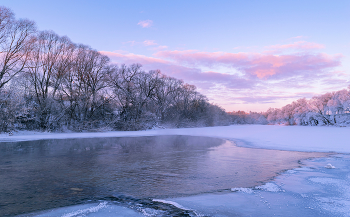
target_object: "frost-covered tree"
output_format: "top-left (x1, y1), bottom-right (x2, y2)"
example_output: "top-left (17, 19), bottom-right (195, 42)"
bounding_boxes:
top-left (24, 31), bottom-right (74, 129)
top-left (0, 6), bottom-right (36, 89)
top-left (261, 87), bottom-right (350, 126)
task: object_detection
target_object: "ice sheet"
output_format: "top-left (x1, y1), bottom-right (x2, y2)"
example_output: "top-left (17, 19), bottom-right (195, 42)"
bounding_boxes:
top-left (166, 154), bottom-right (350, 217)
top-left (23, 202), bottom-right (144, 217)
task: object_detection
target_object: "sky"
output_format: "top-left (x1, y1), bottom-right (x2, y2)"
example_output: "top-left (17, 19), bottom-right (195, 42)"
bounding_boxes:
top-left (1, 0), bottom-right (349, 112)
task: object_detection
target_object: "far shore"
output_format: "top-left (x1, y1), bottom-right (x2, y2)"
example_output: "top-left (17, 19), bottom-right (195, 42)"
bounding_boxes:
top-left (0, 125), bottom-right (349, 153)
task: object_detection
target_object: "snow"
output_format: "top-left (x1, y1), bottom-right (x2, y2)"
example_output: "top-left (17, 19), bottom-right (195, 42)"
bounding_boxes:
top-left (28, 202), bottom-right (144, 217)
top-left (1, 125), bottom-right (349, 153)
top-left (152, 199), bottom-right (190, 210)
top-left (255, 183), bottom-right (282, 192)
top-left (325, 163), bottom-right (336, 169)
top-left (231, 187), bottom-right (254, 194)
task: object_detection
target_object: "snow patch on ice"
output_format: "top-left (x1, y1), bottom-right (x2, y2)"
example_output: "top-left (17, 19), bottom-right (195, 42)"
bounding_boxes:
top-left (286, 169), bottom-right (297, 174)
top-left (309, 177), bottom-right (340, 185)
top-left (29, 202), bottom-right (144, 217)
top-left (61, 202), bottom-right (108, 217)
top-left (295, 167), bottom-right (314, 172)
top-left (152, 199), bottom-right (190, 210)
top-left (138, 207), bottom-right (165, 216)
top-left (231, 187), bottom-right (254, 194)
top-left (255, 183), bottom-right (281, 192)
top-left (315, 197), bottom-right (350, 216)
top-left (325, 163), bottom-right (336, 169)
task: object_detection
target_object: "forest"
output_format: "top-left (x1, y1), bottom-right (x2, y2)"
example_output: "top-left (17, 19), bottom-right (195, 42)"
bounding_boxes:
top-left (0, 6), bottom-right (349, 133)
top-left (0, 6), bottom-right (229, 132)
top-left (230, 88), bottom-right (350, 127)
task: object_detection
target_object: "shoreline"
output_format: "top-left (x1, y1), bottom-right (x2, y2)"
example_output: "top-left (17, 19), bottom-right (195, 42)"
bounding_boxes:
top-left (1, 125), bottom-right (349, 153)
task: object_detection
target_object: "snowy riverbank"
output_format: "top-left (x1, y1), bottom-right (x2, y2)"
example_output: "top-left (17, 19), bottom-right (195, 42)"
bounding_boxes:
top-left (1, 125), bottom-right (349, 153)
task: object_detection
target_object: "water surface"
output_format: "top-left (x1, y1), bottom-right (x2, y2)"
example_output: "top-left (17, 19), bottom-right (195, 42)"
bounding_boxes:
top-left (0, 135), bottom-right (327, 216)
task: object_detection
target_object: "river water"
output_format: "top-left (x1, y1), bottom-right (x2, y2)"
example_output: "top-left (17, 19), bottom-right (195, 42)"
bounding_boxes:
top-left (0, 136), bottom-right (327, 216)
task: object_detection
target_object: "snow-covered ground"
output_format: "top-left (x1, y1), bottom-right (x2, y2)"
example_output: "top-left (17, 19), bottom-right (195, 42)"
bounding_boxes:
top-left (1, 125), bottom-right (349, 153)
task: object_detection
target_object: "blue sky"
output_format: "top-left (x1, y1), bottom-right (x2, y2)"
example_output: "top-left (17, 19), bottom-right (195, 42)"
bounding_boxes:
top-left (2, 0), bottom-right (349, 111)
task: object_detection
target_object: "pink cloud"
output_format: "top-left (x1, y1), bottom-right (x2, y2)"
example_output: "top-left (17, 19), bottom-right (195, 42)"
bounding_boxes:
top-left (226, 91), bottom-right (317, 104)
top-left (110, 33), bottom-right (347, 111)
top-left (155, 50), bottom-right (341, 79)
top-left (154, 45), bottom-right (168, 50)
top-left (101, 49), bottom-right (343, 89)
top-left (100, 49), bottom-right (346, 111)
top-left (101, 51), bottom-right (167, 66)
top-left (100, 51), bottom-right (255, 90)
top-left (143, 40), bottom-right (157, 46)
top-left (123, 41), bottom-right (137, 46)
top-left (266, 41), bottom-right (324, 50)
top-left (137, 20), bottom-right (153, 28)
top-left (290, 36), bottom-right (307, 40)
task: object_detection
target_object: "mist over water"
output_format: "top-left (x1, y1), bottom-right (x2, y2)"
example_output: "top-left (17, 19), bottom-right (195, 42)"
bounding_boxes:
top-left (0, 136), bottom-right (326, 216)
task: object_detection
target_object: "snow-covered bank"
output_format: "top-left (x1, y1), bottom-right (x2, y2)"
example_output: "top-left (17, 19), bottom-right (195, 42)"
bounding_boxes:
top-left (1, 125), bottom-right (349, 153)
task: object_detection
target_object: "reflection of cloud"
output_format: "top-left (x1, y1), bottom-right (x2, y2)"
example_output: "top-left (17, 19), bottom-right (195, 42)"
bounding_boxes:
top-left (137, 20), bottom-right (153, 28)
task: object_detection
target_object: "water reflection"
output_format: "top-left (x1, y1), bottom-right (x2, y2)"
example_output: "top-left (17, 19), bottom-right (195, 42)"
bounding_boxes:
top-left (0, 136), bottom-right (326, 216)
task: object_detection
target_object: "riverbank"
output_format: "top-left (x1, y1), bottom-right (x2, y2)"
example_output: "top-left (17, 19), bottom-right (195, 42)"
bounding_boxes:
top-left (1, 125), bottom-right (349, 153)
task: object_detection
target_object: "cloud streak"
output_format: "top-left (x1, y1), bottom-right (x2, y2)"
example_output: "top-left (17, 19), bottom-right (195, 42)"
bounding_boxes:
top-left (143, 40), bottom-right (157, 46)
top-left (101, 51), bottom-right (255, 90)
top-left (137, 20), bottom-right (153, 28)
top-left (155, 50), bottom-right (341, 79)
top-left (266, 41), bottom-right (324, 50)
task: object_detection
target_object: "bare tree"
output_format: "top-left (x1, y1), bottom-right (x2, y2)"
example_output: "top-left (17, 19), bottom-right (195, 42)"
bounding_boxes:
top-left (0, 6), bottom-right (36, 89)
top-left (108, 64), bottom-right (143, 127)
top-left (0, 6), bottom-right (14, 44)
top-left (154, 75), bottom-right (183, 120)
top-left (25, 31), bottom-right (74, 129)
top-left (69, 45), bottom-right (110, 125)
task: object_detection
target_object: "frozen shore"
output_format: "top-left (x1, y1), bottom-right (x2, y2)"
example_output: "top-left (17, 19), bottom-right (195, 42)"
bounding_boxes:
top-left (1, 125), bottom-right (349, 153)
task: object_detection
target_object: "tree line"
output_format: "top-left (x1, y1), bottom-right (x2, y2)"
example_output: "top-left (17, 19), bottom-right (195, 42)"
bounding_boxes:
top-left (0, 6), bottom-right (229, 132)
top-left (229, 87), bottom-right (350, 126)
